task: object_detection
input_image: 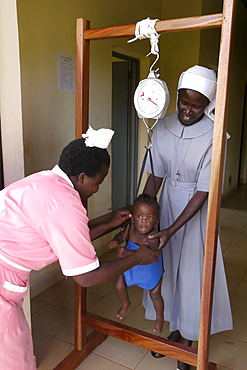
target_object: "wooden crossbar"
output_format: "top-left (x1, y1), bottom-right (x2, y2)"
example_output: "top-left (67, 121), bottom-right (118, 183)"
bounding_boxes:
top-left (55, 1), bottom-right (236, 369)
top-left (84, 13), bottom-right (222, 41)
top-left (83, 313), bottom-right (198, 365)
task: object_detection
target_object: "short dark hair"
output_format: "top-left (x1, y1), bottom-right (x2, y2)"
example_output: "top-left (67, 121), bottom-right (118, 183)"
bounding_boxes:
top-left (133, 193), bottom-right (159, 216)
top-left (59, 138), bottom-right (110, 177)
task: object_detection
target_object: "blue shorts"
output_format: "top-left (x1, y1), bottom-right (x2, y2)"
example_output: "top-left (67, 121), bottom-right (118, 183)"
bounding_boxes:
top-left (123, 239), bottom-right (164, 290)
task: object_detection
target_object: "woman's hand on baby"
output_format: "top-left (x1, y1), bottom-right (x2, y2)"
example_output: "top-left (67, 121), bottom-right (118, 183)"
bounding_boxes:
top-left (148, 229), bottom-right (172, 250)
top-left (135, 244), bottom-right (160, 265)
top-left (109, 209), bottom-right (131, 229)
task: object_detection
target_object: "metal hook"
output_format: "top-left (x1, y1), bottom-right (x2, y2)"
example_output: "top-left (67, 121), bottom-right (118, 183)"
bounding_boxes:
top-left (149, 53), bottom-right (160, 75)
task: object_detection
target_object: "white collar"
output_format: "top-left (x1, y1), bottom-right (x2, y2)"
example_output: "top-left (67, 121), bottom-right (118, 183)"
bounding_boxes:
top-left (166, 112), bottom-right (213, 139)
top-left (51, 165), bottom-right (74, 188)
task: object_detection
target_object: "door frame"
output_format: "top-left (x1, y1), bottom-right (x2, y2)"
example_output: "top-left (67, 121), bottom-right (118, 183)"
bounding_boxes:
top-left (112, 51), bottom-right (140, 208)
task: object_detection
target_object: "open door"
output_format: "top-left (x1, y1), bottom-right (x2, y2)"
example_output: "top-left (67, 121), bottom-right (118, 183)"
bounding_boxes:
top-left (112, 52), bottom-right (139, 209)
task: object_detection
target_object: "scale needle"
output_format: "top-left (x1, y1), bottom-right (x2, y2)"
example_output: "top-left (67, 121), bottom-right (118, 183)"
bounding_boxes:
top-left (147, 97), bottom-right (158, 106)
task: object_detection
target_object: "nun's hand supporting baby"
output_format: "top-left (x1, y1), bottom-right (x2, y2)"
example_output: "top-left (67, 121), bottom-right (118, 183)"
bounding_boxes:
top-left (148, 229), bottom-right (173, 250)
top-left (135, 244), bottom-right (160, 265)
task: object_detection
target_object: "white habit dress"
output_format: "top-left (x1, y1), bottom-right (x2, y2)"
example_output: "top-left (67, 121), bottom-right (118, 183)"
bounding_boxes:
top-left (142, 112), bottom-right (233, 341)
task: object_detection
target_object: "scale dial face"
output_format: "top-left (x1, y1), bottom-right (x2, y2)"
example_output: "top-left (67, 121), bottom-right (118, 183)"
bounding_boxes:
top-left (134, 79), bottom-right (167, 119)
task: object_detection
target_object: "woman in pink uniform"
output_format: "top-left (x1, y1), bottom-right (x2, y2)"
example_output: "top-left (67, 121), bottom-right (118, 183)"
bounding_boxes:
top-left (0, 126), bottom-right (159, 369)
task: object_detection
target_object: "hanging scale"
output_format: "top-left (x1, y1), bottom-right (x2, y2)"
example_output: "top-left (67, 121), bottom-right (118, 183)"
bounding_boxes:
top-left (128, 18), bottom-right (170, 139)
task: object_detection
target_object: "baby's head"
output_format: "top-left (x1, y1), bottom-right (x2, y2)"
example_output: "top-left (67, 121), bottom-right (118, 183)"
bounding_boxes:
top-left (132, 194), bottom-right (159, 234)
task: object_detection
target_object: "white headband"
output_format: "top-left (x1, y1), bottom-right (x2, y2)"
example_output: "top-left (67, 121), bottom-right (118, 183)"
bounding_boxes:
top-left (178, 65), bottom-right (217, 120)
top-left (82, 125), bottom-right (114, 149)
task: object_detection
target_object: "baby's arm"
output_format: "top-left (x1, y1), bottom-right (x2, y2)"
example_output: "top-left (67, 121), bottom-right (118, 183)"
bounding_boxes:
top-left (108, 232), bottom-right (124, 249)
top-left (108, 221), bottom-right (131, 249)
top-left (148, 227), bottom-right (160, 251)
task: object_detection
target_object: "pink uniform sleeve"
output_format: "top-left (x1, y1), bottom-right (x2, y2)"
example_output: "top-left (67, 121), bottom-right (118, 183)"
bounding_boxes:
top-left (39, 203), bottom-right (99, 276)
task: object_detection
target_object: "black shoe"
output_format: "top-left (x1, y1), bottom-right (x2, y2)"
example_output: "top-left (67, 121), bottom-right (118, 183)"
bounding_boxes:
top-left (151, 330), bottom-right (181, 359)
top-left (177, 360), bottom-right (190, 370)
top-left (151, 351), bottom-right (165, 358)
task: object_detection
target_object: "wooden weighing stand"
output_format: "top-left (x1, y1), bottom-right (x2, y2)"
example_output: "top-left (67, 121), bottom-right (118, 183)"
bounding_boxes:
top-left (54, 0), bottom-right (236, 368)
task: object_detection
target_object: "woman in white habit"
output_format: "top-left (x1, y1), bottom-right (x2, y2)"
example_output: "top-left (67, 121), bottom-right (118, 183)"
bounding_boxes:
top-left (142, 65), bottom-right (233, 370)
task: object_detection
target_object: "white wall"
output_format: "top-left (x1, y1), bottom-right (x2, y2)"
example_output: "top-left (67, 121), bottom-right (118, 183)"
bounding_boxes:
top-left (160, 0), bottom-right (202, 113)
top-left (0, 0), bottom-right (24, 186)
top-left (0, 0), bottom-right (30, 324)
top-left (17, 0), bottom-right (163, 219)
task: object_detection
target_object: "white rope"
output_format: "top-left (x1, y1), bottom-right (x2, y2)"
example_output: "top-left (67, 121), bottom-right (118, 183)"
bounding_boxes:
top-left (142, 117), bottom-right (159, 143)
top-left (142, 117), bottom-right (158, 133)
top-left (128, 17), bottom-right (160, 68)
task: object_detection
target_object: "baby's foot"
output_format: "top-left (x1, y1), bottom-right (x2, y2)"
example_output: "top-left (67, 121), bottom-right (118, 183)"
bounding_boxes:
top-left (153, 317), bottom-right (164, 333)
top-left (116, 302), bottom-right (130, 320)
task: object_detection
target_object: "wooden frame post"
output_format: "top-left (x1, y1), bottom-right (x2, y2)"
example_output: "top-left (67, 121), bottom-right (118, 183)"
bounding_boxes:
top-left (75, 18), bottom-right (90, 139)
top-left (74, 18), bottom-right (89, 352)
top-left (197, 0), bottom-right (236, 368)
top-left (54, 1), bottom-right (235, 368)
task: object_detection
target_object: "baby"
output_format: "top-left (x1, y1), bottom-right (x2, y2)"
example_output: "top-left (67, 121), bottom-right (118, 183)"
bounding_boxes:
top-left (109, 193), bottom-right (164, 333)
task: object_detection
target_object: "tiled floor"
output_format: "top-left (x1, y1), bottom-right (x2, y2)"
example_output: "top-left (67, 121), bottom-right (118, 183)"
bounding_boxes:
top-left (31, 186), bottom-right (247, 369)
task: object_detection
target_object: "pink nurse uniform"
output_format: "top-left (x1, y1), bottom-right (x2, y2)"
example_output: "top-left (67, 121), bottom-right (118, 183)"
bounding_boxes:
top-left (0, 165), bottom-right (99, 369)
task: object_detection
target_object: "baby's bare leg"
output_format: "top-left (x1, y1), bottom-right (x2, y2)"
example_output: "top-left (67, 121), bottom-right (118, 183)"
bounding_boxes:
top-left (115, 274), bottom-right (130, 320)
top-left (149, 279), bottom-right (164, 333)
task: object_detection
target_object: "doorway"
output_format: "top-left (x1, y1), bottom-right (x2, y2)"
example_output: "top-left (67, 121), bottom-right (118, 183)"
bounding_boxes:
top-left (111, 52), bottom-right (139, 210)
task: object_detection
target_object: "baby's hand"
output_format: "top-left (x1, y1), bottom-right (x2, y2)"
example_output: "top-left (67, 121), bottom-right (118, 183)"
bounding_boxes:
top-left (117, 246), bottom-right (126, 258)
top-left (117, 246), bottom-right (132, 258)
top-left (108, 240), bottom-right (119, 249)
